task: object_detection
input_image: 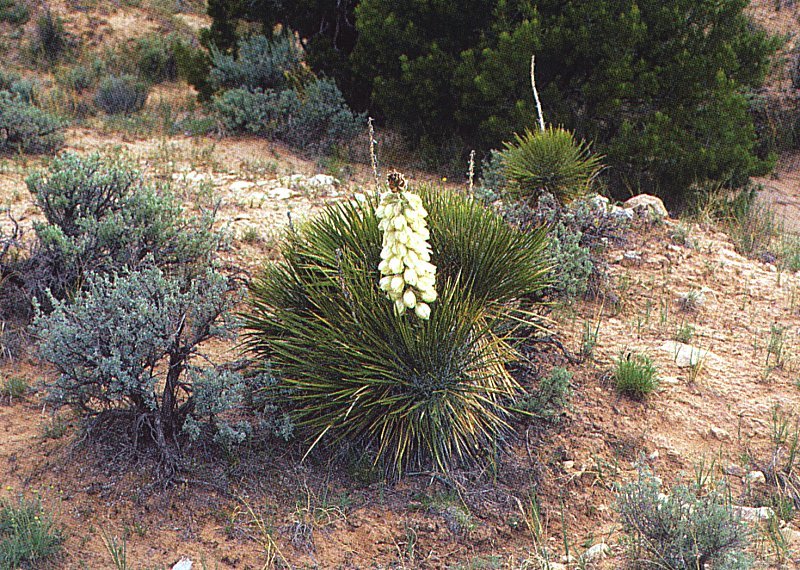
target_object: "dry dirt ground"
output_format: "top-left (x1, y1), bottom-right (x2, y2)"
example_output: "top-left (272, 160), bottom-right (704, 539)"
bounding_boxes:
top-left (6, 133), bottom-right (800, 568)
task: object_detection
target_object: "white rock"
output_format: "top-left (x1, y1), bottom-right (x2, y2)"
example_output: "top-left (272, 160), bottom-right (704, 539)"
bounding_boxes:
top-left (172, 559), bottom-right (193, 570)
top-left (280, 174), bottom-right (306, 187)
top-left (229, 181), bottom-right (255, 192)
top-left (734, 506), bottom-right (774, 522)
top-left (623, 194), bottom-right (669, 219)
top-left (611, 206), bottom-right (634, 221)
top-left (710, 426), bottom-right (731, 441)
top-left (581, 543), bottom-right (611, 562)
top-left (745, 471), bottom-right (766, 485)
top-left (563, 460), bottom-right (575, 471)
top-left (268, 187), bottom-right (295, 200)
top-left (648, 450), bottom-right (660, 460)
top-left (307, 174), bottom-right (339, 187)
top-left (659, 341), bottom-right (712, 368)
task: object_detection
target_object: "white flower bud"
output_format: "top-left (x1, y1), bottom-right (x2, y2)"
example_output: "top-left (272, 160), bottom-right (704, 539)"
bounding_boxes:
top-left (421, 288), bottom-right (438, 303)
top-left (403, 289), bottom-right (417, 308)
top-left (415, 302), bottom-right (431, 320)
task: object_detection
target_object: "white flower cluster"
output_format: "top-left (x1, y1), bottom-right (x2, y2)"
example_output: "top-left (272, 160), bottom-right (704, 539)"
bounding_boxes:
top-left (376, 176), bottom-right (437, 319)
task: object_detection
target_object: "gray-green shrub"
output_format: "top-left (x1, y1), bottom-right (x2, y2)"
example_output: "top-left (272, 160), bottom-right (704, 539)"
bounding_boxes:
top-left (24, 152), bottom-right (219, 304)
top-left (617, 467), bottom-right (751, 569)
top-left (521, 367), bottom-right (571, 422)
top-left (214, 79), bottom-right (364, 154)
top-left (94, 75), bottom-right (149, 115)
top-left (209, 32), bottom-right (307, 92)
top-left (0, 0), bottom-right (29, 24)
top-left (0, 92), bottom-right (64, 155)
top-left (33, 266), bottom-right (246, 472)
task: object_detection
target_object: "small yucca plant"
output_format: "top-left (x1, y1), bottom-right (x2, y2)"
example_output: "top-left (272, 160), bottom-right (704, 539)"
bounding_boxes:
top-left (244, 184), bottom-right (550, 476)
top-left (502, 126), bottom-right (603, 204)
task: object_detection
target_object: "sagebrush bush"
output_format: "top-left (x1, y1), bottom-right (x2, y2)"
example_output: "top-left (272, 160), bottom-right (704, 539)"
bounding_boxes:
top-left (0, 70), bottom-right (37, 104)
top-left (23, 152), bottom-right (219, 304)
top-left (209, 32), bottom-right (308, 92)
top-left (244, 182), bottom-right (551, 476)
top-left (133, 34), bottom-right (180, 83)
top-left (502, 126), bottom-right (603, 205)
top-left (520, 367), bottom-right (571, 422)
top-left (214, 79), bottom-right (364, 154)
top-left (0, 496), bottom-right (63, 568)
top-left (503, 193), bottom-right (628, 301)
top-left (614, 353), bottom-right (659, 399)
top-left (0, 0), bottom-right (29, 24)
top-left (0, 92), bottom-right (64, 155)
top-left (33, 266), bottom-right (250, 473)
top-left (94, 75), bottom-right (149, 115)
top-left (617, 467), bottom-right (751, 569)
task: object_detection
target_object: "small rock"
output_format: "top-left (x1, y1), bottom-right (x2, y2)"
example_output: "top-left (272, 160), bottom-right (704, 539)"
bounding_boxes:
top-left (581, 543), bottom-right (611, 562)
top-left (710, 426), bottom-right (731, 440)
top-left (610, 206), bottom-right (634, 221)
top-left (734, 506), bottom-right (774, 522)
top-left (563, 460), bottom-right (575, 471)
top-left (623, 194), bottom-right (669, 219)
top-left (745, 471), bottom-right (766, 485)
top-left (268, 187), bottom-right (295, 200)
top-left (307, 174), bottom-right (339, 187)
top-left (659, 341), bottom-right (713, 368)
top-left (172, 559), bottom-right (192, 570)
top-left (648, 450), bottom-right (660, 461)
top-left (229, 181), bottom-right (255, 192)
top-left (660, 376), bottom-right (680, 385)
top-left (621, 250), bottom-right (643, 266)
top-left (725, 464), bottom-right (745, 477)
top-left (280, 174), bottom-right (307, 187)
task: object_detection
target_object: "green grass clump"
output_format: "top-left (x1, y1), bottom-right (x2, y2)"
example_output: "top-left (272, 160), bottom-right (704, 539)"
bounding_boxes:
top-left (244, 185), bottom-right (551, 476)
top-left (0, 376), bottom-right (28, 400)
top-left (0, 496), bottom-right (63, 569)
top-left (614, 353), bottom-right (658, 399)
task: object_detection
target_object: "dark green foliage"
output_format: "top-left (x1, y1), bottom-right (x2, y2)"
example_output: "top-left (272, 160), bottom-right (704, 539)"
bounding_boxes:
top-left (24, 152), bottom-right (219, 303)
top-left (94, 75), bottom-right (149, 115)
top-left (33, 266), bottom-right (245, 472)
top-left (216, 0), bottom-right (778, 203)
top-left (0, 496), bottom-right (63, 569)
top-left (0, 0), bottom-right (29, 24)
top-left (28, 10), bottom-right (67, 64)
top-left (617, 467), bottom-right (752, 569)
top-left (502, 127), bottom-right (603, 204)
top-left (173, 40), bottom-right (213, 100)
top-left (244, 186), bottom-right (550, 476)
top-left (0, 92), bottom-right (64, 155)
top-left (613, 353), bottom-right (659, 399)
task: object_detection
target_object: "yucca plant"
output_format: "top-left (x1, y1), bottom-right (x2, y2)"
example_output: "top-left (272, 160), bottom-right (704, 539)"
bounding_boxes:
top-left (502, 126), bottom-right (603, 204)
top-left (244, 185), bottom-right (550, 476)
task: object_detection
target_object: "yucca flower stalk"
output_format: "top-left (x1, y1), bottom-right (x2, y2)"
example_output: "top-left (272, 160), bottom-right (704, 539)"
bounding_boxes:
top-left (376, 171), bottom-right (437, 319)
